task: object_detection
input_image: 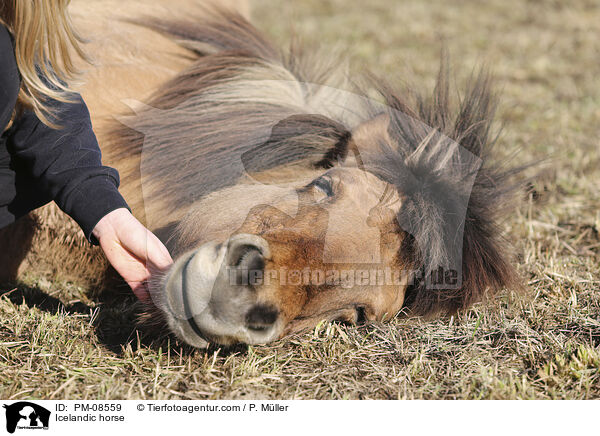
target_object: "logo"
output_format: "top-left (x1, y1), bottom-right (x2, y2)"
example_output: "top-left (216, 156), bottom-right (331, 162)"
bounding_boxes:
top-left (3, 402), bottom-right (50, 434)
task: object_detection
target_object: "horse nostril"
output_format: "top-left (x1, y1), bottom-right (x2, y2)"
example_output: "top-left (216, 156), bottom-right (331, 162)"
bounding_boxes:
top-left (225, 234), bottom-right (270, 268)
top-left (225, 237), bottom-right (267, 287)
top-left (245, 305), bottom-right (279, 332)
top-left (229, 244), bottom-right (263, 267)
top-left (229, 246), bottom-right (265, 287)
top-left (241, 248), bottom-right (265, 272)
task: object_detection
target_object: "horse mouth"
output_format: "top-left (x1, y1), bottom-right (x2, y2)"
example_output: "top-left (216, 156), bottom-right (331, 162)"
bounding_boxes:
top-left (159, 234), bottom-right (281, 348)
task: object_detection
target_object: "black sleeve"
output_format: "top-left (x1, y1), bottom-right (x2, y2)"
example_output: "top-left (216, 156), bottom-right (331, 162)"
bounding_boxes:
top-left (0, 24), bottom-right (20, 133)
top-left (6, 95), bottom-right (131, 244)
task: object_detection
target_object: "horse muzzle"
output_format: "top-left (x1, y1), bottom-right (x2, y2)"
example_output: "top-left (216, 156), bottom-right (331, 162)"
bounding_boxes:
top-left (159, 234), bottom-right (281, 347)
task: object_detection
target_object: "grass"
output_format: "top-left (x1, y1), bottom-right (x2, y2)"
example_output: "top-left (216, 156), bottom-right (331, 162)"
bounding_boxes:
top-left (1, 0), bottom-right (599, 399)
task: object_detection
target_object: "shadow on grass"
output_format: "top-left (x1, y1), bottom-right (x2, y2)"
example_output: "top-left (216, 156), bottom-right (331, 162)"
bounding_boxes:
top-left (0, 281), bottom-right (249, 358)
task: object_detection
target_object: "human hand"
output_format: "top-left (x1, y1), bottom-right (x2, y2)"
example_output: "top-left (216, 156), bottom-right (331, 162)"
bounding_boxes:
top-left (92, 208), bottom-right (173, 301)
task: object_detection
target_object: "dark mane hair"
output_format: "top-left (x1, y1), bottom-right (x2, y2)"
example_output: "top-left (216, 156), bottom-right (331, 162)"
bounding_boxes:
top-left (111, 8), bottom-right (526, 318)
top-left (362, 67), bottom-right (526, 316)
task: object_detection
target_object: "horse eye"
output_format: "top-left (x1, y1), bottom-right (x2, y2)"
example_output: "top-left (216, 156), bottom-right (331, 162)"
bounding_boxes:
top-left (309, 176), bottom-right (334, 199)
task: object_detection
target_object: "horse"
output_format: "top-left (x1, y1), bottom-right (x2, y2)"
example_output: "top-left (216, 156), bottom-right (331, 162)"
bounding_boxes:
top-left (0, 1), bottom-right (524, 348)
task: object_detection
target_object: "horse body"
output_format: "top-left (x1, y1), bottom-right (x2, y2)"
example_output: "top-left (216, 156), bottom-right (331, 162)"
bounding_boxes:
top-left (1, 1), bottom-right (523, 348)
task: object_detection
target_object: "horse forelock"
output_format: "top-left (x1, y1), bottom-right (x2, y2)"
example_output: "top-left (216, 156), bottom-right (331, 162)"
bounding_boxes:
top-left (361, 65), bottom-right (527, 316)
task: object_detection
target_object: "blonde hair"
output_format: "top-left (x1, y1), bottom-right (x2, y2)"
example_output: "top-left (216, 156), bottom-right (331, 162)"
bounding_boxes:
top-left (1, 0), bottom-right (88, 129)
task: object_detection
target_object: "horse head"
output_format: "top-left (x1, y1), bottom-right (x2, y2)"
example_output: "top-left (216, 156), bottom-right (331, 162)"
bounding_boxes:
top-left (110, 10), bottom-right (523, 347)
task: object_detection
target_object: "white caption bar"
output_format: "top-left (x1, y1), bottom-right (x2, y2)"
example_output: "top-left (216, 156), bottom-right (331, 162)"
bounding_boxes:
top-left (0, 400), bottom-right (595, 435)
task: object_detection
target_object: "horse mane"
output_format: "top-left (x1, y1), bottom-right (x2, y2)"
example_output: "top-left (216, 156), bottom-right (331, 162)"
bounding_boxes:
top-left (108, 8), bottom-right (526, 317)
top-left (108, 8), bottom-right (356, 220)
top-left (363, 68), bottom-right (526, 316)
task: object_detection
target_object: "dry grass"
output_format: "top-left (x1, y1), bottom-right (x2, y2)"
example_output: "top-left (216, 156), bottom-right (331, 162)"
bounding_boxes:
top-left (1, 0), bottom-right (599, 399)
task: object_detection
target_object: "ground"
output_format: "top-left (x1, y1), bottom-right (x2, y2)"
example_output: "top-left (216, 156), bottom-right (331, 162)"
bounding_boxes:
top-left (1, 0), bottom-right (599, 399)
